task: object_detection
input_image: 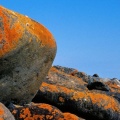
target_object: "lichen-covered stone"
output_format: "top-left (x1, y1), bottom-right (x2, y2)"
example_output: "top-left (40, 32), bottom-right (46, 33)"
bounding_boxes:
top-left (11, 103), bottom-right (64, 120)
top-left (54, 65), bottom-right (88, 83)
top-left (106, 79), bottom-right (120, 93)
top-left (105, 79), bottom-right (120, 103)
top-left (11, 103), bottom-right (84, 120)
top-left (33, 66), bottom-right (120, 120)
top-left (34, 82), bottom-right (120, 120)
top-left (0, 102), bottom-right (15, 120)
top-left (0, 6), bottom-right (56, 105)
top-left (43, 66), bottom-right (87, 91)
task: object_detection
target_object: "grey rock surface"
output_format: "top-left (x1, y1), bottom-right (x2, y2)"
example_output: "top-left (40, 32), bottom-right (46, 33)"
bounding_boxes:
top-left (0, 6), bottom-right (56, 105)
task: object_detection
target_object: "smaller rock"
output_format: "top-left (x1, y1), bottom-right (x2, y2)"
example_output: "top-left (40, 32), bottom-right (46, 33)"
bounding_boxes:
top-left (11, 103), bottom-right (64, 120)
top-left (11, 103), bottom-right (83, 120)
top-left (105, 80), bottom-right (120, 93)
top-left (53, 65), bottom-right (89, 83)
top-left (54, 65), bottom-right (77, 74)
top-left (0, 102), bottom-right (15, 120)
top-left (93, 74), bottom-right (99, 77)
top-left (105, 79), bottom-right (120, 103)
top-left (43, 66), bottom-right (87, 91)
top-left (87, 81), bottom-right (110, 91)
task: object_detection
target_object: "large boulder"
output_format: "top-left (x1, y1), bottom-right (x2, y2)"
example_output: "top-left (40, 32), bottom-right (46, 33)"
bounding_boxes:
top-left (0, 6), bottom-right (56, 105)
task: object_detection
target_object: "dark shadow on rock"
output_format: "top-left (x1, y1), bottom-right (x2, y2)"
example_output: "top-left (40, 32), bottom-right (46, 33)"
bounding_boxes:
top-left (87, 81), bottom-right (110, 91)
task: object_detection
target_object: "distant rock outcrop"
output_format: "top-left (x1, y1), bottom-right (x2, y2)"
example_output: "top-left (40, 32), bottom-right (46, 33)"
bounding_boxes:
top-left (0, 6), bottom-right (56, 105)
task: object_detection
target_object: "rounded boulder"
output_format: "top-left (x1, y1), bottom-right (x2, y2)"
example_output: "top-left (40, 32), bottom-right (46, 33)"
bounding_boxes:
top-left (0, 6), bottom-right (56, 105)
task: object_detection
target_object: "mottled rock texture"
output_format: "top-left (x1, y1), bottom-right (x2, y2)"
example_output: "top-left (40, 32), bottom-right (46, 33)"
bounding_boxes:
top-left (11, 103), bottom-right (82, 120)
top-left (0, 102), bottom-right (15, 120)
top-left (33, 66), bottom-right (120, 120)
top-left (11, 103), bottom-right (64, 120)
top-left (0, 6), bottom-right (56, 105)
top-left (105, 79), bottom-right (120, 103)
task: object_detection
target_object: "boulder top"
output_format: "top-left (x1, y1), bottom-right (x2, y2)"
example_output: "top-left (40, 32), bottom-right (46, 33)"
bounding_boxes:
top-left (0, 5), bottom-right (56, 57)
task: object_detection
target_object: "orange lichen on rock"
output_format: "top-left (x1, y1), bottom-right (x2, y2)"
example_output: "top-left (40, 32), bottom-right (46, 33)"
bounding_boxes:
top-left (64, 113), bottom-right (84, 120)
top-left (0, 6), bottom-right (24, 57)
top-left (49, 67), bottom-right (79, 80)
top-left (59, 97), bottom-right (65, 103)
top-left (49, 67), bottom-right (87, 86)
top-left (42, 82), bottom-right (59, 92)
top-left (0, 6), bottom-right (57, 105)
top-left (0, 118), bottom-right (4, 120)
top-left (20, 108), bottom-right (31, 119)
top-left (34, 103), bottom-right (53, 111)
top-left (12, 103), bottom-right (64, 120)
top-left (106, 81), bottom-right (120, 93)
top-left (33, 66), bottom-right (120, 119)
top-left (12, 103), bottom-right (84, 120)
top-left (41, 82), bottom-right (74, 95)
top-left (0, 6), bottom-right (56, 58)
top-left (90, 92), bottom-right (120, 111)
top-left (73, 91), bottom-right (120, 112)
top-left (0, 107), bottom-right (4, 116)
top-left (41, 82), bottom-right (120, 113)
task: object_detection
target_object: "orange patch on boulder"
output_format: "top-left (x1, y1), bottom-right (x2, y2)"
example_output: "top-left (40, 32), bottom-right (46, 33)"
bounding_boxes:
top-left (0, 6), bottom-right (56, 57)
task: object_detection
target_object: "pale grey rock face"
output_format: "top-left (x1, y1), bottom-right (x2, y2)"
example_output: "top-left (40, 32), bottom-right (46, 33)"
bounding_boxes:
top-left (0, 6), bottom-right (57, 105)
top-left (0, 103), bottom-right (15, 120)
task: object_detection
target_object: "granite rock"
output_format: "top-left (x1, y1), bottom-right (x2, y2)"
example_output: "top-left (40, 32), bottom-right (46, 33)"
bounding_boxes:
top-left (43, 66), bottom-right (87, 91)
top-left (0, 6), bottom-right (56, 105)
top-left (33, 66), bottom-right (120, 120)
top-left (34, 82), bottom-right (120, 120)
top-left (11, 103), bottom-right (83, 120)
top-left (105, 79), bottom-right (120, 103)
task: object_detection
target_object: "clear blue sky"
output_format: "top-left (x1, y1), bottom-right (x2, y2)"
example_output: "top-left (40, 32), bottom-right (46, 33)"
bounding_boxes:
top-left (1, 0), bottom-right (120, 79)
